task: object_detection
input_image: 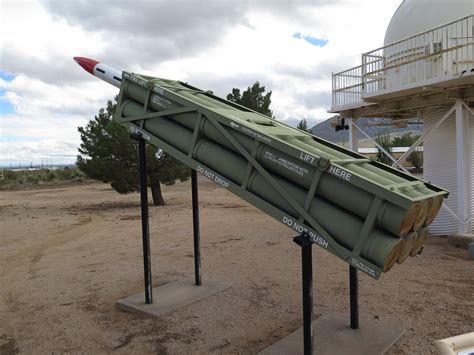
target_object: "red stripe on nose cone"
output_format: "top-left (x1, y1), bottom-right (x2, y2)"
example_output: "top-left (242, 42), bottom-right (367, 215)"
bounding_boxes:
top-left (73, 57), bottom-right (99, 75)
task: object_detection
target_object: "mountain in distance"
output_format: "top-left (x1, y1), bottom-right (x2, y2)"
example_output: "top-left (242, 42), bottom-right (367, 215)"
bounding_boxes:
top-left (310, 116), bottom-right (422, 145)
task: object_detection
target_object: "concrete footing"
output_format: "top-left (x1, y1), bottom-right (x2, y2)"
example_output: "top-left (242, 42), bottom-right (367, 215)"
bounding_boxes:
top-left (259, 314), bottom-right (405, 355)
top-left (447, 233), bottom-right (474, 249)
top-left (116, 279), bottom-right (230, 318)
top-left (468, 243), bottom-right (474, 260)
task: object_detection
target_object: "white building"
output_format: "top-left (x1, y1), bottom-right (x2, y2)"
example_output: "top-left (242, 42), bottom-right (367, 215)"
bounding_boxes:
top-left (330, 0), bottom-right (474, 235)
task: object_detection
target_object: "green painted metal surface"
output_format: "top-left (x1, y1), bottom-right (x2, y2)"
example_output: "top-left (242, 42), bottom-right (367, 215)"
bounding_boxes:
top-left (114, 72), bottom-right (448, 280)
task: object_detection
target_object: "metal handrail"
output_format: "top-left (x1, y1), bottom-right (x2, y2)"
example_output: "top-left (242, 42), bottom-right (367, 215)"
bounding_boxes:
top-left (332, 14), bottom-right (474, 109)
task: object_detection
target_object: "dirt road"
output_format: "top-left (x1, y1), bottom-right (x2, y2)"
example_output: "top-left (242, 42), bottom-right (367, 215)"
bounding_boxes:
top-left (1, 180), bottom-right (473, 354)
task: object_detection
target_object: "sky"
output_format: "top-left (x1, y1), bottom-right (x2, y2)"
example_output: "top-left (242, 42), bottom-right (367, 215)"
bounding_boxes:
top-left (0, 0), bottom-right (401, 166)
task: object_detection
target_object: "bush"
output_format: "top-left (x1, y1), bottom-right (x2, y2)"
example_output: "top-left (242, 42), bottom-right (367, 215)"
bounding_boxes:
top-left (375, 133), bottom-right (393, 165)
top-left (409, 151), bottom-right (423, 169)
top-left (0, 167), bottom-right (85, 189)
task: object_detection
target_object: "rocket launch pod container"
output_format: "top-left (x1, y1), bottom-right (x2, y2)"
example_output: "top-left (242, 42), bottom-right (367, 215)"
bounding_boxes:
top-left (114, 72), bottom-right (448, 279)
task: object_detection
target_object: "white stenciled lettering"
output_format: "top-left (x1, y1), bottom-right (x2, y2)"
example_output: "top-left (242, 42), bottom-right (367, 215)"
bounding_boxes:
top-left (299, 152), bottom-right (315, 164)
top-left (351, 258), bottom-right (376, 278)
top-left (129, 126), bottom-right (151, 141)
top-left (196, 165), bottom-right (229, 188)
top-left (263, 150), bottom-right (308, 177)
top-left (151, 95), bottom-right (171, 108)
top-left (309, 235), bottom-right (329, 249)
top-left (280, 216), bottom-right (328, 249)
top-left (328, 165), bottom-right (352, 181)
top-left (282, 216), bottom-right (293, 227)
top-left (240, 126), bottom-right (272, 144)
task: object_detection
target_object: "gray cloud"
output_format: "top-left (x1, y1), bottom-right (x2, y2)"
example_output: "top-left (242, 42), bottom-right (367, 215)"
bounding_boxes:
top-left (298, 90), bottom-right (331, 109)
top-left (184, 71), bottom-right (277, 100)
top-left (41, 0), bottom-right (250, 67)
top-left (2, 0), bottom-right (345, 86)
top-left (0, 50), bottom-right (93, 85)
top-left (272, 56), bottom-right (358, 82)
top-left (40, 0), bottom-right (343, 68)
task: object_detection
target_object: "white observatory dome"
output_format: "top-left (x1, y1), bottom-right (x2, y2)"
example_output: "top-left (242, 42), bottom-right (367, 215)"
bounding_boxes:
top-left (384, 0), bottom-right (474, 45)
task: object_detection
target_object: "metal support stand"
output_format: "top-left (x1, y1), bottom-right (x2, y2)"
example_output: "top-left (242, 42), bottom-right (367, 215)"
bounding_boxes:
top-left (349, 265), bottom-right (359, 329)
top-left (136, 136), bottom-right (153, 304)
top-left (191, 169), bottom-right (202, 286)
top-left (293, 234), bottom-right (314, 355)
top-left (291, 235), bottom-right (360, 355)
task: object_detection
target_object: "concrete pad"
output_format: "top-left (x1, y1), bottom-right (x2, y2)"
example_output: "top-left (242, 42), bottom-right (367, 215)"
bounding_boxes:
top-left (259, 314), bottom-right (405, 355)
top-left (447, 234), bottom-right (474, 249)
top-left (468, 243), bottom-right (474, 260)
top-left (116, 279), bottom-right (229, 318)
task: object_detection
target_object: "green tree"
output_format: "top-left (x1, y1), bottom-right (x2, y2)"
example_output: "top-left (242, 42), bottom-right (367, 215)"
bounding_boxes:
top-left (227, 81), bottom-right (273, 117)
top-left (392, 133), bottom-right (421, 147)
top-left (76, 98), bottom-right (189, 206)
top-left (391, 133), bottom-right (424, 169)
top-left (374, 133), bottom-right (393, 165)
top-left (297, 119), bottom-right (310, 132)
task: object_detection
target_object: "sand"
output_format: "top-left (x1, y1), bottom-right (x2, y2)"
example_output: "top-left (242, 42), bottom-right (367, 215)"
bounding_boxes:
top-left (1, 179), bottom-right (473, 354)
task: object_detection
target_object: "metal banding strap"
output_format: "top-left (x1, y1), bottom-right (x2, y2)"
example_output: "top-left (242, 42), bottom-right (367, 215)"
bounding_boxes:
top-left (189, 113), bottom-right (203, 158)
top-left (351, 196), bottom-right (383, 257)
top-left (141, 88), bottom-right (153, 129)
top-left (298, 157), bottom-right (330, 224)
top-left (241, 140), bottom-right (260, 190)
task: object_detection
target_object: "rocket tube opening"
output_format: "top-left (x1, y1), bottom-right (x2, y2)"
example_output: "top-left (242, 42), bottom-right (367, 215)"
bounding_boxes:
top-left (397, 232), bottom-right (416, 264)
top-left (413, 199), bottom-right (432, 231)
top-left (383, 238), bottom-right (403, 272)
top-left (399, 202), bottom-right (420, 237)
top-left (410, 227), bottom-right (429, 257)
top-left (420, 197), bottom-right (433, 227)
top-left (425, 195), bottom-right (444, 226)
top-left (361, 230), bottom-right (403, 273)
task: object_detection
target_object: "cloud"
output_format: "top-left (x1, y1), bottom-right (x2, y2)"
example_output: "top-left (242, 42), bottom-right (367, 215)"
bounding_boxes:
top-left (0, 139), bottom-right (78, 166)
top-left (40, 0), bottom-right (250, 68)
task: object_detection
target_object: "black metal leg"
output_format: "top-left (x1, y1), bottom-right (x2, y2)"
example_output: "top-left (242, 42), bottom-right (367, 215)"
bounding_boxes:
top-left (138, 138), bottom-right (153, 304)
top-left (294, 235), bottom-right (314, 355)
top-left (349, 265), bottom-right (359, 329)
top-left (191, 169), bottom-right (202, 286)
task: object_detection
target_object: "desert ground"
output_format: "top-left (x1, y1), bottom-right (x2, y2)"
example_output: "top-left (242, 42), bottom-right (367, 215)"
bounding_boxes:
top-left (1, 179), bottom-right (473, 354)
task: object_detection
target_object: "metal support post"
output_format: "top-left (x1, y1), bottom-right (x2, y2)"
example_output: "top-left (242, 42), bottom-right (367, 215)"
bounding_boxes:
top-left (137, 136), bottom-right (153, 304)
top-left (455, 100), bottom-right (470, 234)
top-left (349, 265), bottom-right (359, 329)
top-left (348, 117), bottom-right (358, 152)
top-left (348, 118), bottom-right (360, 329)
top-left (191, 169), bottom-right (202, 286)
top-left (293, 234), bottom-right (314, 355)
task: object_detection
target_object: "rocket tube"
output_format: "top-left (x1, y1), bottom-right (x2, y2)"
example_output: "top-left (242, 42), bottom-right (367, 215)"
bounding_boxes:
top-left (120, 81), bottom-right (424, 237)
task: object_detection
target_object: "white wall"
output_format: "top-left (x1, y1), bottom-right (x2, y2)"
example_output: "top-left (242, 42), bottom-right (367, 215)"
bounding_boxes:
top-left (423, 105), bottom-right (474, 234)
